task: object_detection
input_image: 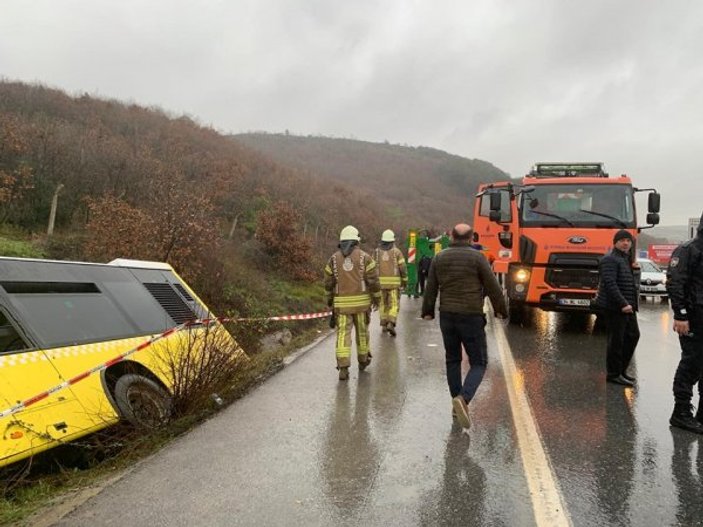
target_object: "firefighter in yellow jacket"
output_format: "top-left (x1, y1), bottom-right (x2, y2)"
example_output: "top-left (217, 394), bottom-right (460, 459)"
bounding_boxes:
top-left (374, 229), bottom-right (408, 337)
top-left (325, 225), bottom-right (381, 380)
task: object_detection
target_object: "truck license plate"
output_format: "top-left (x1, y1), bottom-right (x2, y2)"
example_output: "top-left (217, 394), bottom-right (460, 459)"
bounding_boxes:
top-left (558, 298), bottom-right (591, 306)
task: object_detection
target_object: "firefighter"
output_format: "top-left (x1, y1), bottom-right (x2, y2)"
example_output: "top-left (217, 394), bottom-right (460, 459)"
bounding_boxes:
top-left (374, 229), bottom-right (408, 337)
top-left (667, 211), bottom-right (703, 433)
top-left (325, 225), bottom-right (381, 380)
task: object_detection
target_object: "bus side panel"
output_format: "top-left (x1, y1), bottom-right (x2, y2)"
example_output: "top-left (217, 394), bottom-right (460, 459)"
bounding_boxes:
top-left (0, 349), bottom-right (91, 468)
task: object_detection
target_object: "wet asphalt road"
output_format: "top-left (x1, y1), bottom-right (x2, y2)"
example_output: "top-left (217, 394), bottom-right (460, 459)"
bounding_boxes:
top-left (53, 298), bottom-right (702, 527)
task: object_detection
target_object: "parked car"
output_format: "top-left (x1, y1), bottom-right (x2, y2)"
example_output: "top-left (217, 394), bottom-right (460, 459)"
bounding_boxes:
top-left (637, 257), bottom-right (668, 301)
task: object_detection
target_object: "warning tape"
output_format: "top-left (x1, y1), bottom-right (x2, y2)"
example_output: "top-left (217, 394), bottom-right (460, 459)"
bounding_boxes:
top-left (0, 310), bottom-right (332, 419)
top-left (226, 311), bottom-right (332, 322)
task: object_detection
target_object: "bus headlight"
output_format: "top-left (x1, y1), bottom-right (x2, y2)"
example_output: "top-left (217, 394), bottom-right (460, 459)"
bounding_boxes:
top-left (514, 269), bottom-right (530, 283)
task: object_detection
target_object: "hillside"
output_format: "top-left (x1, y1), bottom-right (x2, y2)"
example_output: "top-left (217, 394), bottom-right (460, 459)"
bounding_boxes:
top-left (0, 81), bottom-right (513, 343)
top-left (233, 133), bottom-right (509, 228)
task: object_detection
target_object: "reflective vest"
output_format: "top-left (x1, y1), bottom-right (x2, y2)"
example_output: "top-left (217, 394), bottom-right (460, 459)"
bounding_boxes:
top-left (374, 246), bottom-right (407, 289)
top-left (325, 248), bottom-right (380, 314)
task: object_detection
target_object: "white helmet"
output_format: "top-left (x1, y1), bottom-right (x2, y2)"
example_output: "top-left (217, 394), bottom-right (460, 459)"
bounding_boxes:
top-left (339, 225), bottom-right (361, 242)
top-left (381, 229), bottom-right (395, 242)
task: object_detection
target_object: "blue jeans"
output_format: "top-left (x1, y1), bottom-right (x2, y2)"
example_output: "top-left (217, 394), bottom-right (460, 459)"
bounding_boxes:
top-left (439, 312), bottom-right (488, 402)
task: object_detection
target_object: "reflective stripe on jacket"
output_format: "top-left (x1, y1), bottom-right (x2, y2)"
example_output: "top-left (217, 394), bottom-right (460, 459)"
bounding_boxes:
top-left (374, 246), bottom-right (407, 290)
top-left (325, 247), bottom-right (381, 314)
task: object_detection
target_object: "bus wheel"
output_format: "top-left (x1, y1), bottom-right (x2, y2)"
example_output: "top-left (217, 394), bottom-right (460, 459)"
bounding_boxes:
top-left (114, 374), bottom-right (172, 429)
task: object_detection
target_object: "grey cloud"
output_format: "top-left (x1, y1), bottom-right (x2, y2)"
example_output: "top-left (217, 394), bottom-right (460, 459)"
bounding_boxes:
top-left (1, 0), bottom-right (701, 224)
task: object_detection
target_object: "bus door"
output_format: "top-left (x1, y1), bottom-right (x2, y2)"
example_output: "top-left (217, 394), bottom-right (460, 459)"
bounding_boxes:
top-left (0, 307), bottom-right (89, 465)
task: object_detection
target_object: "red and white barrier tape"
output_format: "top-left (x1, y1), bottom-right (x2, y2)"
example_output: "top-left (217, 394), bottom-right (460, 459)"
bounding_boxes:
top-left (0, 310), bottom-right (332, 419)
top-left (225, 311), bottom-right (332, 322)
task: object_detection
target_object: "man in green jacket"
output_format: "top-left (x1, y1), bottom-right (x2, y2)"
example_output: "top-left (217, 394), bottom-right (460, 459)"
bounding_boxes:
top-left (421, 223), bottom-right (507, 430)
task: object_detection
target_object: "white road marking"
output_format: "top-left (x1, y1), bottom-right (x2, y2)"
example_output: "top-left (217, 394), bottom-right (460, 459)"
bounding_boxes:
top-left (490, 315), bottom-right (572, 527)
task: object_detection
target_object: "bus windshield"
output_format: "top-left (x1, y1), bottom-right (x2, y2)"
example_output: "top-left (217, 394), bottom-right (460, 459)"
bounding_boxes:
top-left (520, 183), bottom-right (635, 228)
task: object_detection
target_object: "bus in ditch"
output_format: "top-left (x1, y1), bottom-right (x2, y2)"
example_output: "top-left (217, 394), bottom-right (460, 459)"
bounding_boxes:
top-left (0, 256), bottom-right (244, 468)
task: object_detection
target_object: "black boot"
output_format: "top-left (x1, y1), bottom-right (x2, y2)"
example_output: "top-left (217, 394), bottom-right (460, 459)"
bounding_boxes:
top-left (387, 322), bottom-right (396, 337)
top-left (670, 403), bottom-right (703, 434)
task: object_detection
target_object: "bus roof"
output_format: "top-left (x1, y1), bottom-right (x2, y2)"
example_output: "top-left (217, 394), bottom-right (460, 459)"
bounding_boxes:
top-left (0, 256), bottom-right (173, 271)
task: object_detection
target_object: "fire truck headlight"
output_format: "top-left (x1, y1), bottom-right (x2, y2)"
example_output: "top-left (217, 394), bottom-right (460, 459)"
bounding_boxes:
top-left (514, 269), bottom-right (530, 283)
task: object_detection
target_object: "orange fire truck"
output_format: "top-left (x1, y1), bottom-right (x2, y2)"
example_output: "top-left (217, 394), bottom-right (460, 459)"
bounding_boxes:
top-left (473, 163), bottom-right (661, 319)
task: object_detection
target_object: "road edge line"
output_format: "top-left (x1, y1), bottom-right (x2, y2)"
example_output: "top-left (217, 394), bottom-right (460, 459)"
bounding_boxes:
top-left (490, 315), bottom-right (572, 527)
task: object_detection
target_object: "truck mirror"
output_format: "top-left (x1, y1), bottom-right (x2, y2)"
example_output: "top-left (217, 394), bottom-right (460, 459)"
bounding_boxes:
top-left (498, 230), bottom-right (513, 249)
top-left (489, 210), bottom-right (502, 222)
top-left (648, 192), bottom-right (661, 213)
top-left (489, 192), bottom-right (502, 211)
top-left (647, 213), bottom-right (660, 225)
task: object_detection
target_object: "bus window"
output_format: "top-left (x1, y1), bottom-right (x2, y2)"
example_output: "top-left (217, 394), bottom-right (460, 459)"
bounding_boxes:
top-left (0, 311), bottom-right (29, 354)
top-left (1, 282), bottom-right (137, 348)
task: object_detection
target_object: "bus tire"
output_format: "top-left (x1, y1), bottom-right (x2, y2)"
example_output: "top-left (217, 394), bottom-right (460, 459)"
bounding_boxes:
top-left (114, 374), bottom-right (172, 429)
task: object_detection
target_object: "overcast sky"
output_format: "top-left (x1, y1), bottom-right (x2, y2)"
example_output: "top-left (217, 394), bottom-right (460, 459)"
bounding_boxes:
top-left (1, 0), bottom-right (701, 225)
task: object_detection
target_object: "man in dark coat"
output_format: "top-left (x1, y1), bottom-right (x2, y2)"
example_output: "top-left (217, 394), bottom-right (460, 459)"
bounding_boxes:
top-left (421, 224), bottom-right (507, 430)
top-left (667, 211), bottom-right (703, 433)
top-left (594, 229), bottom-right (640, 386)
top-left (418, 255), bottom-right (432, 296)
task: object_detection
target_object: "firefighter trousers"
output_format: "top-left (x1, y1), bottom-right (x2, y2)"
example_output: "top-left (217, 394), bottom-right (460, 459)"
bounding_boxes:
top-left (379, 288), bottom-right (400, 326)
top-left (335, 312), bottom-right (371, 368)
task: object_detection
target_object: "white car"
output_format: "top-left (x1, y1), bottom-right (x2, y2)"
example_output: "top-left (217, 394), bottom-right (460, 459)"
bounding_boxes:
top-left (637, 258), bottom-right (668, 300)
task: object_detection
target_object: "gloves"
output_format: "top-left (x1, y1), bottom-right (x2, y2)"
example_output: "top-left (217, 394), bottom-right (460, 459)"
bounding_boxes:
top-left (329, 315), bottom-right (336, 329)
top-left (326, 297), bottom-right (334, 308)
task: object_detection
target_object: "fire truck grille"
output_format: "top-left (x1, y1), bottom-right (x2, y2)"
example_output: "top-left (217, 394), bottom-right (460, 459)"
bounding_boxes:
top-left (545, 253), bottom-right (602, 290)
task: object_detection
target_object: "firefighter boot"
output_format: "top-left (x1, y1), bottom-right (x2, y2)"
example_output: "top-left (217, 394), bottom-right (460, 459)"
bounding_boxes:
top-left (670, 403), bottom-right (703, 434)
top-left (387, 322), bottom-right (396, 337)
top-left (359, 353), bottom-right (372, 371)
top-left (338, 367), bottom-right (349, 381)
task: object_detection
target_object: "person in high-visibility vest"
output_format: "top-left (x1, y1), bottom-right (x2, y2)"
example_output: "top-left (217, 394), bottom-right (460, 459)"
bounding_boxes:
top-left (325, 225), bottom-right (381, 380)
top-left (374, 229), bottom-right (407, 337)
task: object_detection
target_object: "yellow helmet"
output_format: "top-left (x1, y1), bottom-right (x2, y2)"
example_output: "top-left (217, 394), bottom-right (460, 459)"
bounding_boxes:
top-left (339, 225), bottom-right (361, 242)
top-left (381, 229), bottom-right (395, 242)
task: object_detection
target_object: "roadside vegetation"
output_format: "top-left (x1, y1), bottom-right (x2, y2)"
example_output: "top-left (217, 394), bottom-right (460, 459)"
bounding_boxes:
top-left (0, 324), bottom-right (324, 526)
top-left (0, 79), bottom-right (508, 524)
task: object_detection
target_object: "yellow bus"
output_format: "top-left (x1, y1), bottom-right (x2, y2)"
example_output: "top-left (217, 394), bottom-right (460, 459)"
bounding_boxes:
top-left (0, 257), bottom-right (242, 468)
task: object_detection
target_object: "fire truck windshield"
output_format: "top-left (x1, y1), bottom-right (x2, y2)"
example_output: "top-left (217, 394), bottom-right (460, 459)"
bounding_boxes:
top-left (520, 183), bottom-right (635, 228)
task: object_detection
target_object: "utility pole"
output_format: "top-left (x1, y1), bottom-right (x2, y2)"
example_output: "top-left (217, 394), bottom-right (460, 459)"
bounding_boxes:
top-left (47, 183), bottom-right (64, 237)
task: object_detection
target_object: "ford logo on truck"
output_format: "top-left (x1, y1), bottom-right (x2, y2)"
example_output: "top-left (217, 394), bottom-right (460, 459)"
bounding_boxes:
top-left (569, 236), bottom-right (587, 244)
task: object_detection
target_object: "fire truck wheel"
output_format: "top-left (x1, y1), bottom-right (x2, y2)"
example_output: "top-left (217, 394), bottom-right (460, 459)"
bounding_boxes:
top-left (114, 374), bottom-right (172, 429)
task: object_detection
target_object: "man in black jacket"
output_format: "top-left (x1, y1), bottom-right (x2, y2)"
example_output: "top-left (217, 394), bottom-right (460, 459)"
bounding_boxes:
top-left (667, 212), bottom-right (703, 433)
top-left (421, 224), bottom-right (507, 430)
top-left (594, 229), bottom-right (640, 386)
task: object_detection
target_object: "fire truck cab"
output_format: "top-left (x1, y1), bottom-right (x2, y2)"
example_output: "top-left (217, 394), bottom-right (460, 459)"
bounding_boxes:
top-left (473, 162), bottom-right (661, 320)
